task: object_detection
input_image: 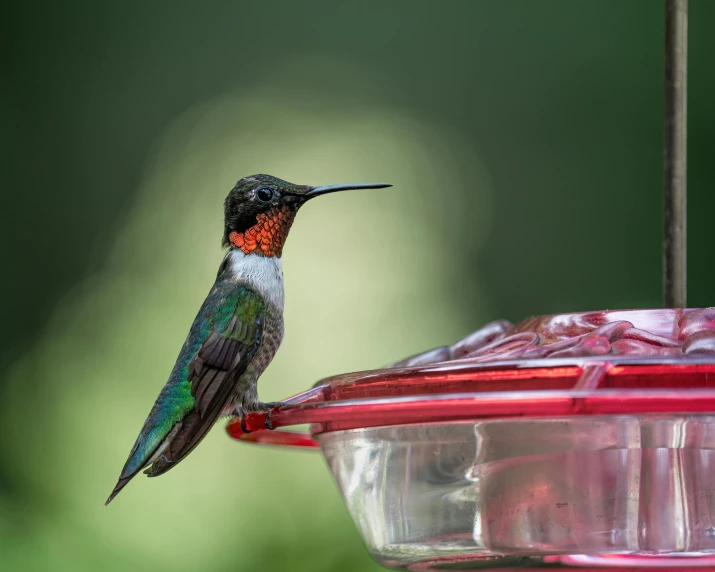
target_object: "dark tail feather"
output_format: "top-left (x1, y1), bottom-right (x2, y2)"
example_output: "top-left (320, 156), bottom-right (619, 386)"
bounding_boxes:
top-left (104, 440), bottom-right (154, 506)
top-left (143, 407), bottom-right (220, 478)
top-left (105, 352), bottom-right (236, 502)
top-left (105, 475), bottom-right (134, 506)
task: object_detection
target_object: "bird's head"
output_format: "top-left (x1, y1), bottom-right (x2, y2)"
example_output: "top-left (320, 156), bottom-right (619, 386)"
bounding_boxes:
top-left (223, 174), bottom-right (391, 257)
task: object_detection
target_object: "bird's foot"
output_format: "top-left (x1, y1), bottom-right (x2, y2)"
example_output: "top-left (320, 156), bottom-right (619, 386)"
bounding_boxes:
top-left (244, 401), bottom-right (286, 431)
top-left (237, 402), bottom-right (286, 431)
top-left (262, 402), bottom-right (287, 430)
top-left (233, 408), bottom-right (251, 434)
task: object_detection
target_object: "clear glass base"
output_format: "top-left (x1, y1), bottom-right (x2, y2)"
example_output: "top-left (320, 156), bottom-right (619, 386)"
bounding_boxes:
top-left (319, 416), bottom-right (715, 569)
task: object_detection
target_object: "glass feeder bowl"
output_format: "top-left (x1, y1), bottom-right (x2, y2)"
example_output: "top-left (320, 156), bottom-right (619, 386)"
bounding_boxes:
top-left (228, 308), bottom-right (715, 570)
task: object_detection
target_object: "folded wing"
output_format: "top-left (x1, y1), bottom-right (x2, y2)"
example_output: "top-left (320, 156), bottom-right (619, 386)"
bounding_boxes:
top-left (106, 285), bottom-right (265, 504)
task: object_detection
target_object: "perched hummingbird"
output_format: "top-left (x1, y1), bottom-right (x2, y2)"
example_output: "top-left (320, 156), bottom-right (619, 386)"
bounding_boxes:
top-left (106, 174), bottom-right (390, 505)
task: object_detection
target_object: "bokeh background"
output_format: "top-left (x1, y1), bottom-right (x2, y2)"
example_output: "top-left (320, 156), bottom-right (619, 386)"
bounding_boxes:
top-left (2, 1), bottom-right (715, 570)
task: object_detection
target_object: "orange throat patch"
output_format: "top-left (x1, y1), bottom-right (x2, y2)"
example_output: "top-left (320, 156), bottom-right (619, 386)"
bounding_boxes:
top-left (228, 206), bottom-right (296, 257)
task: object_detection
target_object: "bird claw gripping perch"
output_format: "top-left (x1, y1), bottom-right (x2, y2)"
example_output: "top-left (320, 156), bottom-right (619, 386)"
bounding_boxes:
top-left (237, 402), bottom-right (283, 433)
top-left (239, 409), bottom-right (275, 433)
top-left (261, 402), bottom-right (286, 430)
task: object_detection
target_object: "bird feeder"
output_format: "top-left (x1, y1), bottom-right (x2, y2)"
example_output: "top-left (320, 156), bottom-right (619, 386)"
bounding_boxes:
top-left (229, 2), bottom-right (715, 569)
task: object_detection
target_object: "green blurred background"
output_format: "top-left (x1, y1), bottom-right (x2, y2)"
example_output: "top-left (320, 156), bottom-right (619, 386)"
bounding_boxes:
top-left (2, 1), bottom-right (714, 570)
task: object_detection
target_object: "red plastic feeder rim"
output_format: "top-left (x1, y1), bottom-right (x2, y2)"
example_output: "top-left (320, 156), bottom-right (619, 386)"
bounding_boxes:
top-left (226, 309), bottom-right (715, 448)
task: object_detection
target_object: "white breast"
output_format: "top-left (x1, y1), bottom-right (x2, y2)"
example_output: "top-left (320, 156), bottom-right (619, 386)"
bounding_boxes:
top-left (227, 249), bottom-right (285, 312)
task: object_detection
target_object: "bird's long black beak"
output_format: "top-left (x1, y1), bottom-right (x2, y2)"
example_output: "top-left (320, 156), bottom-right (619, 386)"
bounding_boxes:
top-left (305, 182), bottom-right (392, 198)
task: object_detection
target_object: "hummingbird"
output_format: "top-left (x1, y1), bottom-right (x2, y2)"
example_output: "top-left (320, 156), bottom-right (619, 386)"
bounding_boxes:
top-left (105, 174), bottom-right (390, 505)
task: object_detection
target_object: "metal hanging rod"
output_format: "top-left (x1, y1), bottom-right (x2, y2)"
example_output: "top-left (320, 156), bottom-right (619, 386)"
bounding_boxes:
top-left (663, 0), bottom-right (688, 308)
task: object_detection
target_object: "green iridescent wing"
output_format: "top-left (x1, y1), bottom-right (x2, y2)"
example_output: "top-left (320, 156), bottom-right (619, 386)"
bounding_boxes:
top-left (106, 285), bottom-right (265, 503)
top-left (146, 286), bottom-right (266, 476)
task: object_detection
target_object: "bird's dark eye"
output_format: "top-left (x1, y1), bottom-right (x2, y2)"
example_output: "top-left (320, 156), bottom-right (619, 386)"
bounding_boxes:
top-left (255, 188), bottom-right (274, 203)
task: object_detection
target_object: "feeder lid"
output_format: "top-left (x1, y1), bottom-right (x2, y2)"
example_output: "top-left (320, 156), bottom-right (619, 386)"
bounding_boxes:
top-left (227, 308), bottom-right (715, 444)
